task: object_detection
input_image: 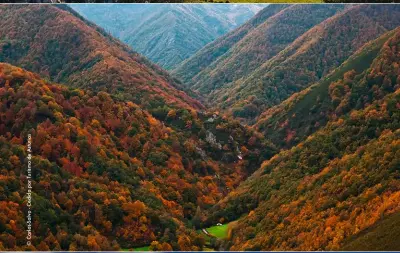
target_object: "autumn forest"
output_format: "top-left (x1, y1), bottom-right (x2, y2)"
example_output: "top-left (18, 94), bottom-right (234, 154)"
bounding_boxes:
top-left (0, 4), bottom-right (399, 252)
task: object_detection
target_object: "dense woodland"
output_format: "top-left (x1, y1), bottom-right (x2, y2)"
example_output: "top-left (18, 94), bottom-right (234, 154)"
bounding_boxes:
top-left (174, 5), bottom-right (344, 100)
top-left (341, 212), bottom-right (400, 250)
top-left (0, 62), bottom-right (275, 250)
top-left (223, 5), bottom-right (400, 121)
top-left (0, 5), bottom-right (202, 112)
top-left (206, 27), bottom-right (400, 250)
top-left (175, 5), bottom-right (400, 123)
top-left (173, 4), bottom-right (289, 85)
top-left (256, 27), bottom-right (400, 148)
top-left (0, 3), bottom-right (399, 251)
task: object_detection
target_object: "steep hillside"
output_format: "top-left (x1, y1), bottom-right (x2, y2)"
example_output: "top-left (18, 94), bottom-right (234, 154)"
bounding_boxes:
top-left (172, 4), bottom-right (288, 83)
top-left (226, 118), bottom-right (399, 250)
top-left (222, 5), bottom-right (400, 121)
top-left (0, 3), bottom-right (398, 252)
top-left (0, 62), bottom-right (276, 250)
top-left (71, 4), bottom-right (264, 69)
top-left (205, 27), bottom-right (400, 251)
top-left (173, 5), bottom-right (344, 99)
top-left (0, 5), bottom-right (202, 112)
top-left (256, 26), bottom-right (400, 148)
top-left (175, 5), bottom-right (400, 123)
top-left (341, 212), bottom-right (400, 251)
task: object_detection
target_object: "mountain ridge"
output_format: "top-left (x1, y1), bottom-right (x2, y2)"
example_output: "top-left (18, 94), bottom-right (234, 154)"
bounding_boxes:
top-left (173, 5), bottom-right (344, 95)
top-left (71, 4), bottom-right (264, 69)
top-left (255, 26), bottom-right (400, 148)
top-left (175, 5), bottom-right (400, 124)
top-left (0, 5), bottom-right (203, 112)
top-left (172, 4), bottom-right (289, 83)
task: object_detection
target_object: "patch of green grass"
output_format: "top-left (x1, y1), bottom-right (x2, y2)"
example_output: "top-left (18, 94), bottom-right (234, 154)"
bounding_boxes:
top-left (203, 247), bottom-right (215, 251)
top-left (133, 246), bottom-right (150, 251)
top-left (206, 224), bottom-right (229, 239)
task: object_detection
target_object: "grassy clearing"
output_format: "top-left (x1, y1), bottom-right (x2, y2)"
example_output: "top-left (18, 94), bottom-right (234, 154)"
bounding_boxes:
top-left (203, 247), bottom-right (215, 251)
top-left (130, 223), bottom-right (232, 251)
top-left (132, 246), bottom-right (150, 251)
top-left (206, 224), bottom-right (229, 239)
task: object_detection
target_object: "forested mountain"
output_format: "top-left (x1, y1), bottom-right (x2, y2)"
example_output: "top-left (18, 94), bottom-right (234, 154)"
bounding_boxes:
top-left (0, 62), bottom-right (276, 250)
top-left (0, 3), bottom-right (399, 252)
top-left (172, 5), bottom-right (344, 102)
top-left (0, 5), bottom-right (202, 112)
top-left (175, 5), bottom-right (400, 123)
top-left (172, 4), bottom-right (289, 84)
top-left (0, 5), bottom-right (277, 250)
top-left (255, 26), bottom-right (400, 148)
top-left (205, 27), bottom-right (400, 251)
top-left (222, 5), bottom-right (400, 121)
top-left (71, 4), bottom-right (264, 69)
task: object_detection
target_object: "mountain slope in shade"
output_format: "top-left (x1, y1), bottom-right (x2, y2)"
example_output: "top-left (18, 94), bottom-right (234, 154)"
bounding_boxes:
top-left (175, 5), bottom-right (400, 123)
top-left (0, 62), bottom-right (276, 250)
top-left (0, 5), bottom-right (203, 112)
top-left (172, 4), bottom-right (289, 83)
top-left (221, 4), bottom-right (400, 120)
top-left (71, 4), bottom-right (264, 70)
top-left (172, 5), bottom-right (344, 98)
top-left (205, 28), bottom-right (400, 251)
top-left (255, 26), bottom-right (400, 148)
top-left (341, 212), bottom-right (400, 251)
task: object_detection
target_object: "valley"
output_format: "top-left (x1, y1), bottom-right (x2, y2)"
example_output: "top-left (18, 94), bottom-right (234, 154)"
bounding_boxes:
top-left (71, 4), bottom-right (265, 69)
top-left (0, 3), bottom-right (399, 252)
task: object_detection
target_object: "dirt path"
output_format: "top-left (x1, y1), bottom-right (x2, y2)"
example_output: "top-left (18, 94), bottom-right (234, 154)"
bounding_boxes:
top-left (202, 228), bottom-right (211, 236)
